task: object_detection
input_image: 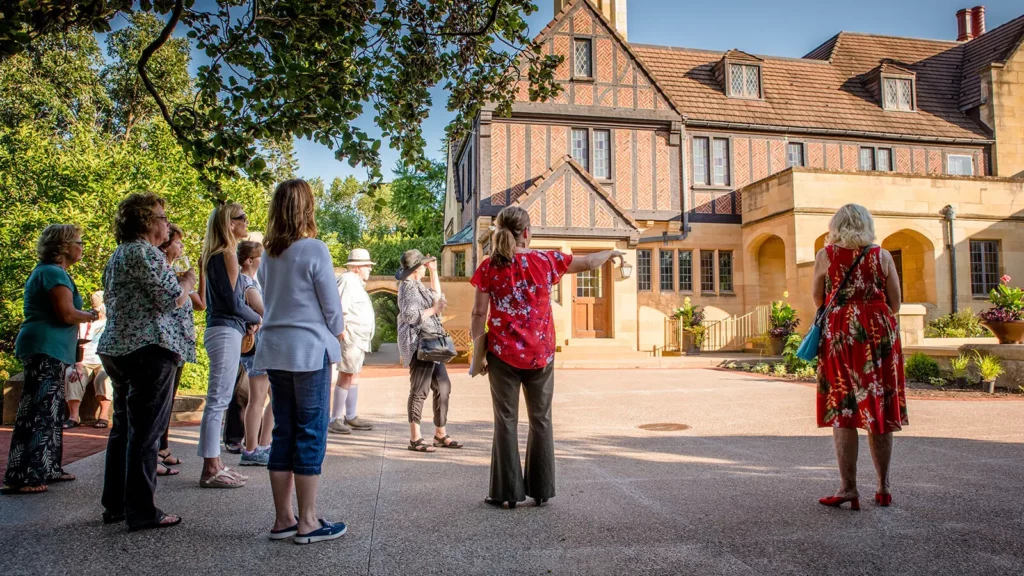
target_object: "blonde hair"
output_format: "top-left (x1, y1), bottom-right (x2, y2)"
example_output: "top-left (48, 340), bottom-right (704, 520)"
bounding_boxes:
top-left (36, 224), bottom-right (81, 264)
top-left (90, 290), bottom-right (104, 309)
top-left (827, 204), bottom-right (876, 248)
top-left (264, 179), bottom-right (318, 258)
top-left (201, 202), bottom-right (244, 274)
top-left (492, 206), bottom-right (530, 265)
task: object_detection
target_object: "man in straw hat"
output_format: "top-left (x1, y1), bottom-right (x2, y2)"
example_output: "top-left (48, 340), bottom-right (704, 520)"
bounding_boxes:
top-left (329, 248), bottom-right (376, 434)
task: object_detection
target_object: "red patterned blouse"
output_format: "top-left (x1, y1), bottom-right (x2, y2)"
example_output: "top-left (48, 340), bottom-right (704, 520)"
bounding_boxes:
top-left (471, 250), bottom-right (573, 370)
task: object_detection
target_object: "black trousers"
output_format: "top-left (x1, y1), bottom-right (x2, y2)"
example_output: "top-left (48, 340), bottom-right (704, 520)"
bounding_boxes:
top-left (100, 346), bottom-right (178, 527)
top-left (159, 366), bottom-right (183, 453)
top-left (223, 363), bottom-right (248, 446)
top-left (407, 357), bottom-right (451, 426)
top-left (487, 352), bottom-right (555, 503)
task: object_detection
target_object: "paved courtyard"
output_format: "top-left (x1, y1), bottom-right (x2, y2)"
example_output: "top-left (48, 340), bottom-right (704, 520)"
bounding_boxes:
top-left (1, 368), bottom-right (1022, 576)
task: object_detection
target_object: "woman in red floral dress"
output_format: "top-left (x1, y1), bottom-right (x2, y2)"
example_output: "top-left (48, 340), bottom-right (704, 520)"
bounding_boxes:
top-left (813, 204), bottom-right (908, 511)
top-left (471, 206), bottom-right (623, 509)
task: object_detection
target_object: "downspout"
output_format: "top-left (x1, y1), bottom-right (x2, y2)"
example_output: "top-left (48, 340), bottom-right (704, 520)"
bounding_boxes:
top-left (941, 205), bottom-right (958, 313)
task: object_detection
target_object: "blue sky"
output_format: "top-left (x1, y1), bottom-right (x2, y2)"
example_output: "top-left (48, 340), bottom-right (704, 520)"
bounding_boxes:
top-left (122, 1), bottom-right (1024, 184)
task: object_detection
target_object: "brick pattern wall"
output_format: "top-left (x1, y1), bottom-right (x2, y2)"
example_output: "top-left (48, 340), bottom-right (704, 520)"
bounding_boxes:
top-left (896, 147), bottom-right (911, 172)
top-left (655, 131), bottom-right (672, 211)
top-left (547, 182), bottom-right (566, 227)
top-left (842, 145), bottom-right (859, 172)
top-left (752, 139), bottom-right (768, 181)
top-left (769, 140), bottom-right (785, 174)
top-left (490, 123), bottom-right (507, 206)
top-left (570, 176), bottom-right (589, 227)
top-left (825, 143), bottom-right (840, 170)
top-left (808, 142), bottom-right (824, 169)
top-left (913, 149), bottom-right (926, 174)
top-left (636, 131), bottom-right (653, 210)
top-left (615, 128), bottom-right (633, 207)
top-left (509, 124), bottom-right (527, 202)
top-left (733, 137), bottom-right (750, 188)
top-left (928, 150), bottom-right (942, 175)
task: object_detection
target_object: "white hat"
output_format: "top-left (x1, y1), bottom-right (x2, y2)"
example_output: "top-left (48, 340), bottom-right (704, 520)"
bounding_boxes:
top-left (345, 248), bottom-right (375, 267)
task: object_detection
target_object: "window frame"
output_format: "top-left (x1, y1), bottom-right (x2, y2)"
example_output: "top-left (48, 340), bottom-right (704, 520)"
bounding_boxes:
top-left (453, 251), bottom-right (466, 278)
top-left (711, 137), bottom-right (730, 187)
top-left (881, 75), bottom-right (916, 112)
top-left (699, 250), bottom-right (716, 294)
top-left (637, 249), bottom-right (652, 292)
top-left (573, 38), bottom-right (593, 79)
top-left (969, 240), bottom-right (1000, 296)
top-left (726, 62), bottom-right (763, 100)
top-left (692, 136), bottom-right (710, 186)
top-left (571, 127), bottom-right (589, 172)
top-left (659, 249), bottom-right (675, 292)
top-left (947, 154), bottom-right (975, 176)
top-left (593, 129), bottom-right (612, 180)
top-left (718, 251), bottom-right (734, 293)
top-left (678, 250), bottom-right (693, 293)
top-left (786, 142), bottom-right (805, 168)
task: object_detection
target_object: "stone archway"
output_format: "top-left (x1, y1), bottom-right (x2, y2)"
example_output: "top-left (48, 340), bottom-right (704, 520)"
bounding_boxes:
top-left (814, 233), bottom-right (828, 256)
top-left (880, 229), bottom-right (937, 304)
top-left (755, 235), bottom-right (787, 306)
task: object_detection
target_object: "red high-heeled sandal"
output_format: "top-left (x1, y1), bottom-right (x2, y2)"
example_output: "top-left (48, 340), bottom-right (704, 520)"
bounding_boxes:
top-left (875, 492), bottom-right (892, 507)
top-left (818, 495), bottom-right (860, 510)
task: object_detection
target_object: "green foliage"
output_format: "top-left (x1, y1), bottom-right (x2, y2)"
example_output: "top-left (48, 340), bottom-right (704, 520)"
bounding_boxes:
top-left (772, 363), bottom-right (787, 376)
top-left (928, 376), bottom-right (948, 387)
top-left (388, 160), bottom-right (446, 237)
top-left (980, 276), bottom-right (1024, 322)
top-left (178, 318), bottom-right (210, 395)
top-left (0, 350), bottom-right (22, 382)
top-left (905, 353), bottom-right (941, 383)
top-left (794, 365), bottom-right (816, 379)
top-left (329, 233), bottom-right (443, 278)
top-left (370, 292), bottom-right (399, 352)
top-left (973, 351), bottom-right (1004, 382)
top-left (725, 362), bottom-right (738, 370)
top-left (752, 363), bottom-right (771, 375)
top-left (782, 333), bottom-right (817, 374)
top-left (948, 353), bottom-right (971, 379)
top-left (769, 294), bottom-right (799, 338)
top-left (0, 1), bottom-right (565, 195)
top-left (925, 308), bottom-right (991, 338)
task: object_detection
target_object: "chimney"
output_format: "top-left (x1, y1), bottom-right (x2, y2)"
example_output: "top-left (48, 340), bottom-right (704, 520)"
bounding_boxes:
top-left (556, 0), bottom-right (628, 40)
top-left (956, 8), bottom-right (973, 42)
top-left (971, 6), bottom-right (986, 38)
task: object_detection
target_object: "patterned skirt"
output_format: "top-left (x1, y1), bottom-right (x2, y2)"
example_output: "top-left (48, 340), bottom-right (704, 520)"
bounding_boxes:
top-left (4, 354), bottom-right (68, 487)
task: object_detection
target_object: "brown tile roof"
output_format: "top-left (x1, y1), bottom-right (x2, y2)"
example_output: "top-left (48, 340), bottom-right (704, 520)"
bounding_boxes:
top-left (634, 33), bottom-right (991, 142)
top-left (959, 14), bottom-right (1024, 110)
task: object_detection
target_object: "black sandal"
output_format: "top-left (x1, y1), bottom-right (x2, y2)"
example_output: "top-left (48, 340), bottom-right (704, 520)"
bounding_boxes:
top-left (433, 435), bottom-right (463, 449)
top-left (127, 513), bottom-right (182, 532)
top-left (102, 511), bottom-right (125, 524)
top-left (484, 497), bottom-right (516, 509)
top-left (159, 451), bottom-right (180, 466)
top-left (93, 419), bottom-right (109, 429)
top-left (408, 439), bottom-right (436, 453)
top-left (63, 419), bottom-right (81, 430)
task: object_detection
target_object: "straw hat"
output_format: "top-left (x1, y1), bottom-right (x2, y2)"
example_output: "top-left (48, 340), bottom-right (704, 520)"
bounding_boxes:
top-left (345, 248), bottom-right (375, 267)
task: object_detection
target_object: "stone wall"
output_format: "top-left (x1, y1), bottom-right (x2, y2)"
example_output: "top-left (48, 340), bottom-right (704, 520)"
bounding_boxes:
top-left (984, 44), bottom-right (1024, 178)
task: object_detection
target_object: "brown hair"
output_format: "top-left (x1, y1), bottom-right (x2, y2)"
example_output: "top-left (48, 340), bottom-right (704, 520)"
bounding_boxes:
top-left (36, 224), bottom-right (81, 264)
top-left (492, 206), bottom-right (530, 265)
top-left (237, 240), bottom-right (264, 262)
top-left (158, 223), bottom-right (184, 252)
top-left (114, 192), bottom-right (165, 244)
top-left (264, 179), bottom-right (318, 257)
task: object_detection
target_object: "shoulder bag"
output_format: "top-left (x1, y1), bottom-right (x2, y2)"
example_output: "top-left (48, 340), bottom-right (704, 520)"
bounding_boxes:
top-left (796, 246), bottom-right (871, 362)
top-left (416, 291), bottom-right (457, 363)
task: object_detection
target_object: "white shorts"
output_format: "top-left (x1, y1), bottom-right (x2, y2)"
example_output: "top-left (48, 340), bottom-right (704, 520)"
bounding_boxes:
top-left (338, 342), bottom-right (367, 375)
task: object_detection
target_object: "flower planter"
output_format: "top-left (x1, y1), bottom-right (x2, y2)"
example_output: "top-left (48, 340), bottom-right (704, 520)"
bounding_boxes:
top-left (681, 331), bottom-right (701, 356)
top-left (980, 320), bottom-right (1024, 344)
top-left (769, 336), bottom-right (787, 356)
top-left (981, 379), bottom-right (996, 394)
top-left (953, 377), bottom-right (969, 389)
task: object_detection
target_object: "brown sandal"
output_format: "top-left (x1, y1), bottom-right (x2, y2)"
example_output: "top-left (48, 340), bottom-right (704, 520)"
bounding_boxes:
top-left (0, 484), bottom-right (48, 495)
top-left (433, 435), bottom-right (463, 449)
top-left (408, 438), bottom-right (436, 453)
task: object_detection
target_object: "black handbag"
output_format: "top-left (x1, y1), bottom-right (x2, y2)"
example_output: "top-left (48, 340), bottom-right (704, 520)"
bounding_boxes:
top-left (417, 330), bottom-right (457, 363)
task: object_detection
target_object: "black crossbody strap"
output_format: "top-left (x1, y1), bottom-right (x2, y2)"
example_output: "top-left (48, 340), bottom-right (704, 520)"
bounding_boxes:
top-left (818, 245), bottom-right (871, 325)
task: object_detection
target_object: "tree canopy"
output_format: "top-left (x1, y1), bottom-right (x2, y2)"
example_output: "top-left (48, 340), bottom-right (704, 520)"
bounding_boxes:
top-left (0, 0), bottom-right (563, 198)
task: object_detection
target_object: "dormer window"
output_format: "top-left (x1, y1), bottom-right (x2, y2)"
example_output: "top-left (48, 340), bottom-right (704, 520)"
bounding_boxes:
top-left (882, 76), bottom-right (914, 111)
top-left (728, 64), bottom-right (761, 99)
top-left (573, 39), bottom-right (592, 78)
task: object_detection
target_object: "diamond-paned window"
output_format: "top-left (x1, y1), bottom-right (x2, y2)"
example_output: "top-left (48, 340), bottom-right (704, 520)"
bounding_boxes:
top-left (574, 39), bottom-right (592, 78)
top-left (728, 64), bottom-right (760, 98)
top-left (883, 77), bottom-right (914, 111)
top-left (571, 128), bottom-right (589, 171)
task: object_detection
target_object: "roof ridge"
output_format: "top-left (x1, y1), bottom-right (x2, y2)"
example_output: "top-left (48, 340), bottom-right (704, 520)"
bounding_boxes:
top-left (837, 30), bottom-right (960, 45)
top-left (631, 43), bottom-right (833, 65)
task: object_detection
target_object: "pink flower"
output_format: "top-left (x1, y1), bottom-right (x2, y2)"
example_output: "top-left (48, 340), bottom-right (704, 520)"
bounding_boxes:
top-left (1001, 274), bottom-right (1012, 285)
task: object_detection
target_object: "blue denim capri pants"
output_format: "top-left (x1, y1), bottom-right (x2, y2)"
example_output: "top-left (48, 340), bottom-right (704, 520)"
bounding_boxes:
top-left (267, 352), bottom-right (331, 476)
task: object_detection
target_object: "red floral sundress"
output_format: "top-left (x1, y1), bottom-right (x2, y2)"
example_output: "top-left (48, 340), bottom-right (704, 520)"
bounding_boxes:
top-left (817, 245), bottom-right (908, 434)
top-left (470, 250), bottom-right (572, 370)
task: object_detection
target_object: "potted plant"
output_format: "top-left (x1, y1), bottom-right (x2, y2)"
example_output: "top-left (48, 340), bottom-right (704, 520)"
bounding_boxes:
top-left (948, 353), bottom-right (971, 388)
top-left (672, 297), bottom-right (706, 356)
top-left (978, 275), bottom-right (1024, 344)
top-left (768, 291), bottom-right (800, 356)
top-left (973, 351), bottom-right (1004, 394)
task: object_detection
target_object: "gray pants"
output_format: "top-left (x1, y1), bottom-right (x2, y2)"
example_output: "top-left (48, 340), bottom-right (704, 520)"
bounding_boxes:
top-left (487, 352), bottom-right (555, 503)
top-left (407, 357), bottom-right (451, 426)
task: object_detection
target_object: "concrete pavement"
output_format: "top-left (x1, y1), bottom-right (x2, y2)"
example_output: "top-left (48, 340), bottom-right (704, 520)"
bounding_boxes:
top-left (1, 368), bottom-right (1022, 575)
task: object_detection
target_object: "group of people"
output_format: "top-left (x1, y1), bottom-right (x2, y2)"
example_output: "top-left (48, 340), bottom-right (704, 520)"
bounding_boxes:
top-left (2, 189), bottom-right (907, 541)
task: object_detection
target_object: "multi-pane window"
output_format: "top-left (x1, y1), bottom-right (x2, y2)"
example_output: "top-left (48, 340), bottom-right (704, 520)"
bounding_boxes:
top-left (712, 138), bottom-right (730, 186)
top-left (859, 147), bottom-right (875, 171)
top-left (729, 64), bottom-right (761, 98)
top-left (453, 251), bottom-right (466, 277)
top-left (787, 143), bottom-right (804, 168)
top-left (678, 250), bottom-right (693, 292)
top-left (576, 267), bottom-right (603, 298)
top-left (551, 278), bottom-right (561, 304)
top-left (883, 77), bottom-right (914, 111)
top-left (574, 39), bottom-right (592, 78)
top-left (659, 250), bottom-right (675, 291)
top-left (637, 249), bottom-right (652, 291)
top-left (692, 137), bottom-right (710, 185)
top-left (571, 128), bottom-right (589, 171)
top-left (970, 240), bottom-right (1000, 296)
top-left (947, 154), bottom-right (974, 176)
top-left (700, 250), bottom-right (715, 293)
top-left (593, 130), bottom-right (611, 179)
top-left (876, 148), bottom-right (892, 171)
top-left (718, 251), bottom-right (734, 293)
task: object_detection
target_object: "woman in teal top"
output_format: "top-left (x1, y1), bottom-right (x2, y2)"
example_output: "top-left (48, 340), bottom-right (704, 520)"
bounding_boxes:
top-left (3, 224), bottom-right (97, 495)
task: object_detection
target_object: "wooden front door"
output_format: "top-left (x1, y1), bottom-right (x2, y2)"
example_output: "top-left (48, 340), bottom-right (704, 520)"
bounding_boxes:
top-left (571, 261), bottom-right (611, 338)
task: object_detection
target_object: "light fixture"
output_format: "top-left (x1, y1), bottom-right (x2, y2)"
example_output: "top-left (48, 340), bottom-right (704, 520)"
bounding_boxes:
top-left (620, 261), bottom-right (633, 280)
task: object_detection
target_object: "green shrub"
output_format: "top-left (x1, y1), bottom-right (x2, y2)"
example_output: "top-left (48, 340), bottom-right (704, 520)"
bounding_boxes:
top-left (178, 318), bottom-right (210, 395)
top-left (925, 309), bottom-right (991, 338)
top-left (948, 354), bottom-right (971, 379)
top-left (725, 362), bottom-right (738, 369)
top-left (782, 333), bottom-right (817, 374)
top-left (773, 363), bottom-right (788, 376)
top-left (794, 365), bottom-right (816, 379)
top-left (0, 350), bottom-right (23, 381)
top-left (905, 353), bottom-right (941, 382)
top-left (752, 363), bottom-right (771, 375)
top-left (928, 376), bottom-right (948, 387)
top-left (974, 351), bottom-right (1004, 382)
top-left (370, 292), bottom-right (398, 352)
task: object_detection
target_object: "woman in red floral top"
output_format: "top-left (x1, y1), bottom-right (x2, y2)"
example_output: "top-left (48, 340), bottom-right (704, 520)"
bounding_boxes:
top-left (471, 206), bottom-right (623, 509)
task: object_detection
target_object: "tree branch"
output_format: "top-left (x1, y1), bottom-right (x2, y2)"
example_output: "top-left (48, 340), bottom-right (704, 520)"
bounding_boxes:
top-left (137, 0), bottom-right (187, 143)
top-left (432, 0), bottom-right (504, 37)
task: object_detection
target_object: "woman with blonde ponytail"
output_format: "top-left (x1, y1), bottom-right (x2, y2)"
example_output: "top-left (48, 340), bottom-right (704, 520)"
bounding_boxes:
top-left (470, 206), bottom-right (623, 509)
top-left (197, 201), bottom-right (261, 489)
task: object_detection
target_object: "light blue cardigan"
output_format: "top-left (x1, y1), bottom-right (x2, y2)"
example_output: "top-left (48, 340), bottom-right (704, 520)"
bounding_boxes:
top-left (254, 238), bottom-right (344, 373)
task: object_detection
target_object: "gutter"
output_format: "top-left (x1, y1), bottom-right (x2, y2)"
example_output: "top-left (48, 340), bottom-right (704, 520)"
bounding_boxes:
top-left (941, 205), bottom-right (959, 313)
top-left (684, 120), bottom-right (993, 145)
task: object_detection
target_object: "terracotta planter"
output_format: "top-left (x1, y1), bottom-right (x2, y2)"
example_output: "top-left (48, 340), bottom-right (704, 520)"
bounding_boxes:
top-left (980, 320), bottom-right (1024, 344)
top-left (682, 330), bottom-right (701, 356)
top-left (769, 335), bottom-right (787, 356)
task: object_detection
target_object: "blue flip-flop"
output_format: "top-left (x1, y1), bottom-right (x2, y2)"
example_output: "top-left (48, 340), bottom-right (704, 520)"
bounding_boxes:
top-left (268, 521), bottom-right (299, 540)
top-left (293, 519), bottom-right (347, 545)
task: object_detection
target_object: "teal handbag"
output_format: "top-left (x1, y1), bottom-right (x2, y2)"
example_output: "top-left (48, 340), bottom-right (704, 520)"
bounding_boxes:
top-left (796, 246), bottom-right (870, 362)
